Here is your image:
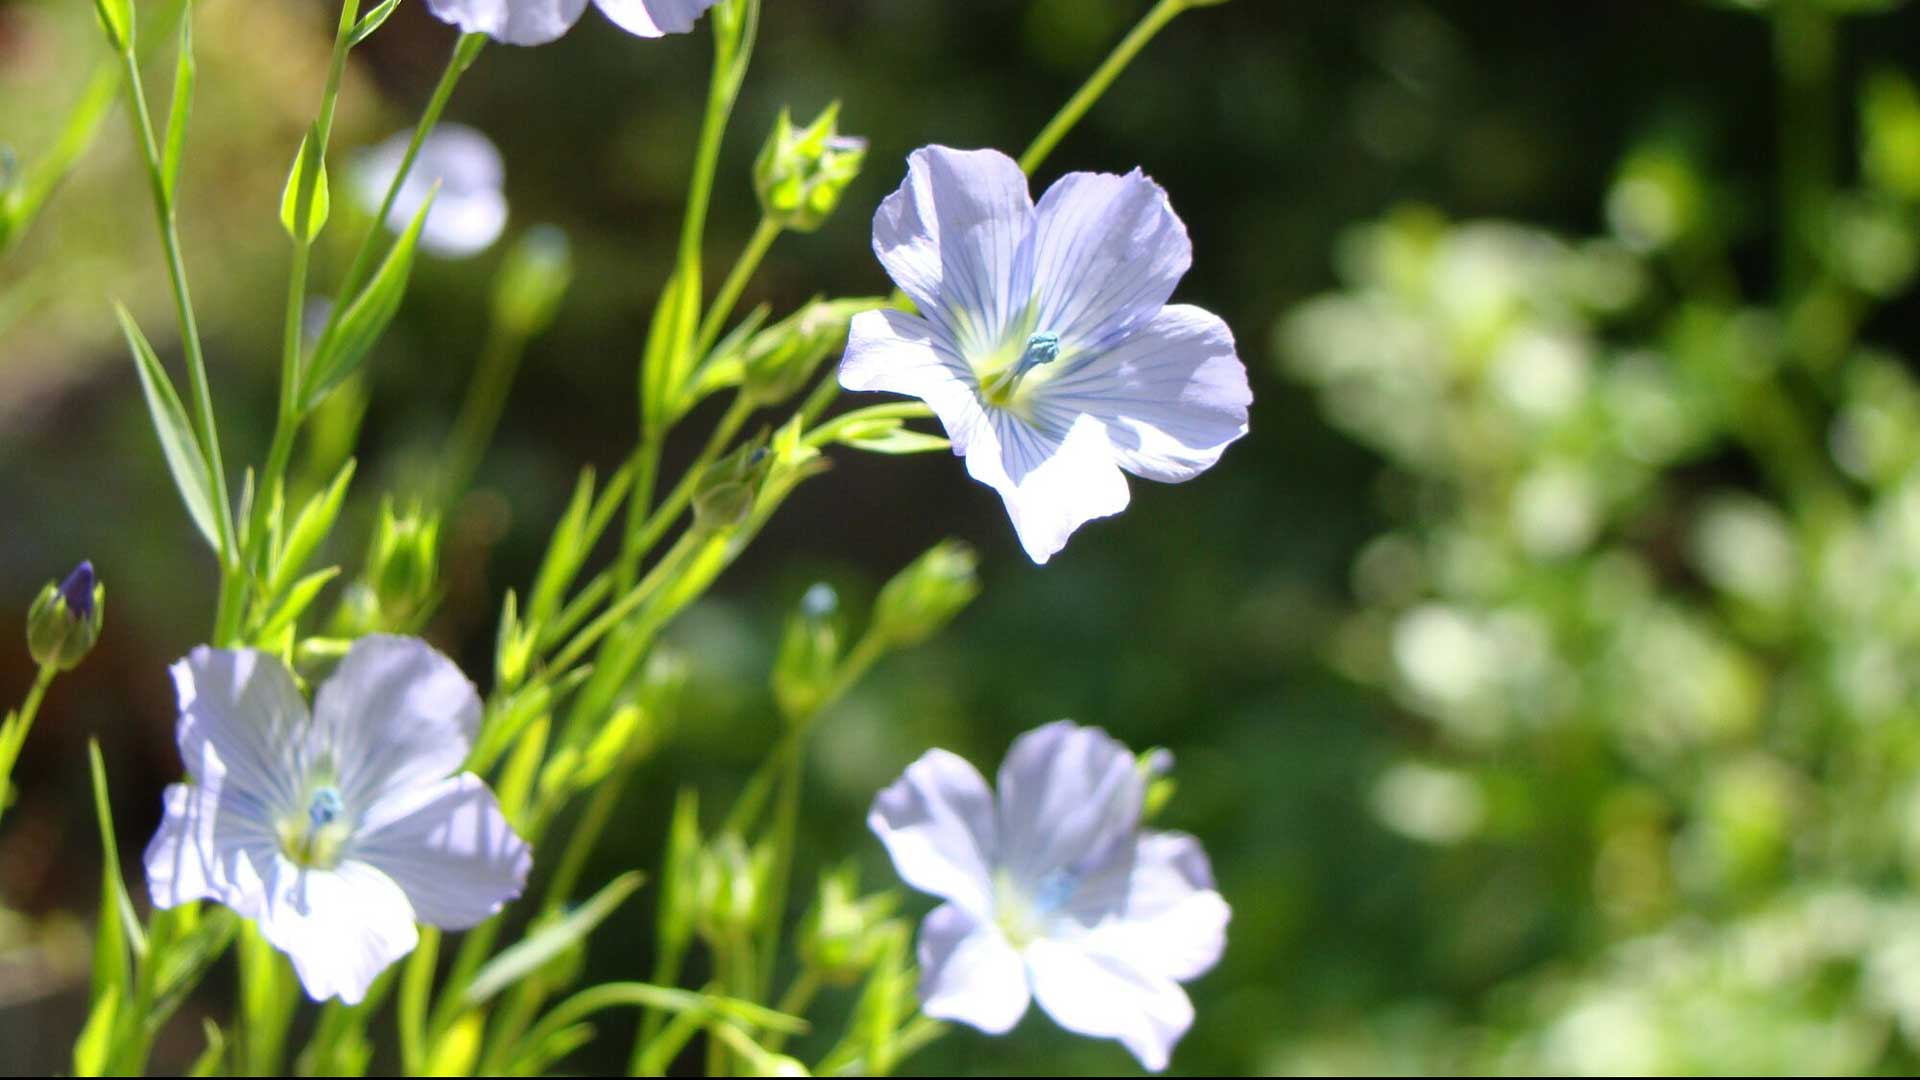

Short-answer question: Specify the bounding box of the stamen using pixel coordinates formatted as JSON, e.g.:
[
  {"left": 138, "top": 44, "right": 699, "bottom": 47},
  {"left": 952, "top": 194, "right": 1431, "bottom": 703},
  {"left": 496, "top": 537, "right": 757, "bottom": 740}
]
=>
[
  {"left": 981, "top": 331, "right": 1063, "bottom": 405},
  {"left": 307, "top": 786, "right": 343, "bottom": 831}
]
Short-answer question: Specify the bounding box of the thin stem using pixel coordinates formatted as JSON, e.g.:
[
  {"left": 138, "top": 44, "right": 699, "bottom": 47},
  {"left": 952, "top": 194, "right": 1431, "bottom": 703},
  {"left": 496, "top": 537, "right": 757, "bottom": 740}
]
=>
[
  {"left": 765, "top": 970, "right": 817, "bottom": 1054},
  {"left": 1019, "top": 0, "right": 1192, "bottom": 176},
  {"left": 630, "top": 394, "right": 756, "bottom": 567},
  {"left": 1773, "top": 0, "right": 1840, "bottom": 372},
  {"left": 317, "top": 33, "right": 481, "bottom": 350},
  {"left": 256, "top": 0, "right": 361, "bottom": 567},
  {"left": 0, "top": 664, "right": 58, "bottom": 825},
  {"left": 694, "top": 215, "right": 782, "bottom": 359},
  {"left": 438, "top": 323, "right": 530, "bottom": 506},
  {"left": 117, "top": 45, "right": 236, "bottom": 570}
]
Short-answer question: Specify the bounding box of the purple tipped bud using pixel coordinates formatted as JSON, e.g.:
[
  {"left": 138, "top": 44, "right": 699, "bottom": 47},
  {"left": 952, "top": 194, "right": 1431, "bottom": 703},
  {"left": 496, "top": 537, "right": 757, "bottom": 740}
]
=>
[{"left": 59, "top": 562, "right": 96, "bottom": 621}]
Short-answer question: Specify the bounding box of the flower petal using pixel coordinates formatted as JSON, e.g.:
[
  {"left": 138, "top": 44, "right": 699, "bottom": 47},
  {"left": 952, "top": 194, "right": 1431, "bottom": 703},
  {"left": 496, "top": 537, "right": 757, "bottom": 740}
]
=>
[
  {"left": 594, "top": 0, "right": 719, "bottom": 36},
  {"left": 1025, "top": 937, "right": 1195, "bottom": 1072},
  {"left": 423, "top": 0, "right": 589, "bottom": 45},
  {"left": 995, "top": 722, "right": 1142, "bottom": 893},
  {"left": 173, "top": 648, "right": 311, "bottom": 815},
  {"left": 1040, "top": 304, "right": 1250, "bottom": 484},
  {"left": 970, "top": 409, "right": 1131, "bottom": 564},
  {"left": 355, "top": 125, "right": 508, "bottom": 259},
  {"left": 352, "top": 773, "right": 532, "bottom": 930},
  {"left": 869, "top": 749, "right": 999, "bottom": 920},
  {"left": 917, "top": 902, "right": 1030, "bottom": 1035},
  {"left": 144, "top": 783, "right": 216, "bottom": 908},
  {"left": 872, "top": 146, "right": 1034, "bottom": 359},
  {"left": 1028, "top": 169, "right": 1191, "bottom": 353},
  {"left": 258, "top": 858, "right": 419, "bottom": 1005},
  {"left": 841, "top": 309, "right": 994, "bottom": 456},
  {"left": 311, "top": 636, "right": 482, "bottom": 813},
  {"left": 1097, "top": 831, "right": 1230, "bottom": 982}
]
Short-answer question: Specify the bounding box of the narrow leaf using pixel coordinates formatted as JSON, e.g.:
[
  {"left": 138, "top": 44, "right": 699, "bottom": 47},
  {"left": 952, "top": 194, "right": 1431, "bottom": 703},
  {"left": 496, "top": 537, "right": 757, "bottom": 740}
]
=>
[
  {"left": 838, "top": 419, "right": 951, "bottom": 455},
  {"left": 278, "top": 126, "right": 331, "bottom": 243},
  {"left": 87, "top": 741, "right": 144, "bottom": 1009},
  {"left": 256, "top": 566, "right": 341, "bottom": 638},
  {"left": 527, "top": 468, "right": 596, "bottom": 629},
  {"left": 462, "top": 872, "right": 646, "bottom": 1008},
  {"left": 117, "top": 304, "right": 225, "bottom": 555},
  {"left": 161, "top": 10, "right": 195, "bottom": 204},
  {"left": 640, "top": 265, "right": 700, "bottom": 432},
  {"left": 302, "top": 189, "right": 435, "bottom": 409},
  {"left": 71, "top": 985, "right": 119, "bottom": 1077},
  {"left": 269, "top": 458, "right": 355, "bottom": 598},
  {"left": 347, "top": 0, "right": 403, "bottom": 46}
]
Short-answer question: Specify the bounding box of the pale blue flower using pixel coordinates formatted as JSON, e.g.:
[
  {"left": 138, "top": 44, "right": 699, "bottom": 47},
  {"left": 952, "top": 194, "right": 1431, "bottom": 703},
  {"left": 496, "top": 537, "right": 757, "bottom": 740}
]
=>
[
  {"left": 144, "top": 636, "right": 530, "bottom": 1004},
  {"left": 869, "top": 721, "right": 1230, "bottom": 1071},
  {"left": 424, "top": 0, "right": 720, "bottom": 47},
  {"left": 353, "top": 124, "right": 508, "bottom": 259},
  {"left": 841, "top": 146, "right": 1252, "bottom": 563}
]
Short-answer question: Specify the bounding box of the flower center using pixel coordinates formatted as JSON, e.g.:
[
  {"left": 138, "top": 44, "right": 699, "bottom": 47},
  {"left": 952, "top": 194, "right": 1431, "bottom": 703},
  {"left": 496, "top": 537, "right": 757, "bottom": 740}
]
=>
[
  {"left": 279, "top": 784, "right": 351, "bottom": 869},
  {"left": 980, "top": 331, "right": 1061, "bottom": 407},
  {"left": 993, "top": 867, "right": 1079, "bottom": 948}
]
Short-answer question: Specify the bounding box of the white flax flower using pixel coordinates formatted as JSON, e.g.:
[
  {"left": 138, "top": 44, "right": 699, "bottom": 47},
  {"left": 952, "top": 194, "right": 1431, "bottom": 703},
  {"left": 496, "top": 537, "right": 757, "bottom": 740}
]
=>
[
  {"left": 841, "top": 145, "right": 1252, "bottom": 563},
  {"left": 869, "top": 721, "right": 1229, "bottom": 1070},
  {"left": 143, "top": 636, "right": 531, "bottom": 1004},
  {"left": 425, "top": 0, "right": 720, "bottom": 47}
]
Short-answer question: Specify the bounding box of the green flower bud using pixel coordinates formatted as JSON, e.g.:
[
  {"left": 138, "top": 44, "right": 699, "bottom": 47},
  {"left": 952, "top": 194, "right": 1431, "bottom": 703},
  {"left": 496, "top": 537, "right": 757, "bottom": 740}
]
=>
[
  {"left": 753, "top": 104, "right": 867, "bottom": 234},
  {"left": 798, "top": 864, "right": 901, "bottom": 986},
  {"left": 695, "top": 832, "right": 772, "bottom": 944},
  {"left": 490, "top": 225, "right": 573, "bottom": 339},
  {"left": 692, "top": 439, "right": 770, "bottom": 532},
  {"left": 366, "top": 499, "right": 440, "bottom": 627},
  {"left": 871, "top": 540, "right": 980, "bottom": 649},
  {"left": 772, "top": 583, "right": 842, "bottom": 722},
  {"left": 742, "top": 298, "right": 873, "bottom": 407},
  {"left": 26, "top": 562, "right": 104, "bottom": 672}
]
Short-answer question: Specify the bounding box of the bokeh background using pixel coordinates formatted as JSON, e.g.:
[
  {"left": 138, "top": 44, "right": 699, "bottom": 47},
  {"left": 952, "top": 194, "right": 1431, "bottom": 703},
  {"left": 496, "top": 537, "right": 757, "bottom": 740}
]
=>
[{"left": 10, "top": 0, "right": 1920, "bottom": 1073}]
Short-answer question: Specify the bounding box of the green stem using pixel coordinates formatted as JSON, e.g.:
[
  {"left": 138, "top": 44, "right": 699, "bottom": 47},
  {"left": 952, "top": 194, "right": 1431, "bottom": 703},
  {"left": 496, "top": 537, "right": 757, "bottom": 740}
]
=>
[
  {"left": 765, "top": 970, "right": 817, "bottom": 1054},
  {"left": 1019, "top": 0, "right": 1193, "bottom": 175},
  {"left": 439, "top": 323, "right": 531, "bottom": 506},
  {"left": 317, "top": 33, "right": 482, "bottom": 351},
  {"left": 255, "top": 0, "right": 361, "bottom": 571},
  {"left": 0, "top": 664, "right": 58, "bottom": 825},
  {"left": 694, "top": 215, "right": 782, "bottom": 359},
  {"left": 631, "top": 394, "right": 756, "bottom": 564},
  {"left": 117, "top": 42, "right": 237, "bottom": 578}
]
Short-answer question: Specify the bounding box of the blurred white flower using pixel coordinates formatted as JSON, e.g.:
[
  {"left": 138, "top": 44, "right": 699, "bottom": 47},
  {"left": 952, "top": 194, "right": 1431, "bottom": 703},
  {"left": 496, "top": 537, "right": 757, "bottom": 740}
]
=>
[
  {"left": 425, "top": 0, "right": 720, "bottom": 47},
  {"left": 353, "top": 124, "right": 507, "bottom": 259},
  {"left": 869, "top": 720, "right": 1229, "bottom": 1071},
  {"left": 841, "top": 146, "right": 1251, "bottom": 564},
  {"left": 144, "top": 636, "right": 531, "bottom": 1004}
]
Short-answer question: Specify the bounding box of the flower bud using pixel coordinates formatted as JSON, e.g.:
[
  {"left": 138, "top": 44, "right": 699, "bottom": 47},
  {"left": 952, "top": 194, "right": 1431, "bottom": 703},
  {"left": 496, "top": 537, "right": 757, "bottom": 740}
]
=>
[
  {"left": 772, "top": 583, "right": 842, "bottom": 722},
  {"left": 491, "top": 225, "right": 572, "bottom": 339},
  {"left": 26, "top": 561, "right": 104, "bottom": 672},
  {"left": 741, "top": 298, "right": 871, "bottom": 407},
  {"left": 871, "top": 540, "right": 980, "bottom": 649},
  {"left": 798, "top": 864, "right": 901, "bottom": 986},
  {"left": 695, "top": 832, "right": 772, "bottom": 944},
  {"left": 367, "top": 499, "right": 440, "bottom": 626},
  {"left": 753, "top": 104, "right": 867, "bottom": 234},
  {"left": 692, "top": 440, "right": 770, "bottom": 532}
]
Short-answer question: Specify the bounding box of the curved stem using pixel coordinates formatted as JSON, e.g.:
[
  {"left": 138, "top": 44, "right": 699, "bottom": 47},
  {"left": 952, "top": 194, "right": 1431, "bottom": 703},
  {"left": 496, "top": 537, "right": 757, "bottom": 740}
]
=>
[
  {"left": 695, "top": 215, "right": 782, "bottom": 358},
  {"left": 1019, "top": 0, "right": 1191, "bottom": 176}
]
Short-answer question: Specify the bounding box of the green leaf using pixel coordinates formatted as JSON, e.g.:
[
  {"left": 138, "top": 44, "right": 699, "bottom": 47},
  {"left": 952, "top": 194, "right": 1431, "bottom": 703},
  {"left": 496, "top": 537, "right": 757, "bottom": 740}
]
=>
[
  {"left": 527, "top": 468, "right": 596, "bottom": 629},
  {"left": 278, "top": 125, "right": 330, "bottom": 243},
  {"left": 186, "top": 1020, "right": 227, "bottom": 1077},
  {"left": 837, "top": 418, "right": 951, "bottom": 455},
  {"left": 86, "top": 742, "right": 144, "bottom": 1027},
  {"left": 149, "top": 907, "right": 239, "bottom": 1025},
  {"left": 161, "top": 11, "right": 195, "bottom": 205},
  {"left": 117, "top": 303, "right": 226, "bottom": 556},
  {"left": 347, "top": 0, "right": 403, "bottom": 46},
  {"left": 641, "top": 265, "right": 701, "bottom": 432},
  {"left": 301, "top": 189, "right": 434, "bottom": 410},
  {"left": 91, "top": 0, "right": 132, "bottom": 52},
  {"left": 71, "top": 984, "right": 119, "bottom": 1077},
  {"left": 462, "top": 871, "right": 646, "bottom": 1008},
  {"left": 269, "top": 458, "right": 355, "bottom": 599},
  {"left": 256, "top": 566, "right": 341, "bottom": 639}
]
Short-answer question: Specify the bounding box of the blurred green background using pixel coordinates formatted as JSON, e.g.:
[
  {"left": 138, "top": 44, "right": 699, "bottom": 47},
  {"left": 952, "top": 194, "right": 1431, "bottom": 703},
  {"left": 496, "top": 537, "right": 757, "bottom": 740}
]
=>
[{"left": 12, "top": 0, "right": 1920, "bottom": 1074}]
